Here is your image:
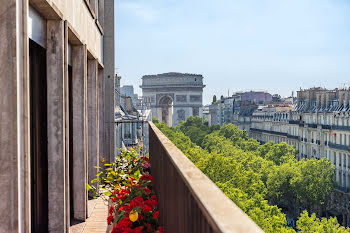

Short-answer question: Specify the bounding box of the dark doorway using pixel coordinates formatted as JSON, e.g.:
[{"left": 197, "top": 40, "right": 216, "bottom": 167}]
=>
[
  {"left": 29, "top": 39, "right": 48, "bottom": 233},
  {"left": 68, "top": 65, "right": 75, "bottom": 222}
]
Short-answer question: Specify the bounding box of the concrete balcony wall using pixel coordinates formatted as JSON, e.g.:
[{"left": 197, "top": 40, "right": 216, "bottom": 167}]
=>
[{"left": 149, "top": 122, "right": 263, "bottom": 233}]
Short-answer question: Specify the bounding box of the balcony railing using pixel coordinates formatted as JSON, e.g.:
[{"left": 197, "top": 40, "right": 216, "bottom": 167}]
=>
[
  {"left": 332, "top": 125, "right": 350, "bottom": 131},
  {"left": 289, "top": 120, "right": 300, "bottom": 125},
  {"left": 328, "top": 142, "right": 350, "bottom": 152},
  {"left": 287, "top": 134, "right": 299, "bottom": 140},
  {"left": 321, "top": 124, "right": 332, "bottom": 130},
  {"left": 308, "top": 123, "right": 318, "bottom": 129},
  {"left": 149, "top": 122, "right": 263, "bottom": 233},
  {"left": 250, "top": 128, "right": 288, "bottom": 137}
]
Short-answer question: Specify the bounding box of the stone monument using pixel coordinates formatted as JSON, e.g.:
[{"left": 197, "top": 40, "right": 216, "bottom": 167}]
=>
[{"left": 140, "top": 72, "right": 205, "bottom": 126}]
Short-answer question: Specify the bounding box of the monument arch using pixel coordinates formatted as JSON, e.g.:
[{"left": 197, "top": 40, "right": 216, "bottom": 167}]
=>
[{"left": 141, "top": 72, "right": 205, "bottom": 127}]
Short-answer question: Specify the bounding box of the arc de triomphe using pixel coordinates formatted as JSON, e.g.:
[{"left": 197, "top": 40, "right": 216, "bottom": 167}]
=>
[{"left": 140, "top": 72, "right": 205, "bottom": 127}]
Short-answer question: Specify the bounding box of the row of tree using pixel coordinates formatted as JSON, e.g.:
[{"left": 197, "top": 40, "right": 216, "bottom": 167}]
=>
[{"left": 153, "top": 116, "right": 348, "bottom": 232}]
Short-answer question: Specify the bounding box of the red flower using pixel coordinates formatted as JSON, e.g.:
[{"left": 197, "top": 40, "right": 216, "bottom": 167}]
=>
[
  {"left": 118, "top": 205, "right": 128, "bottom": 213},
  {"left": 157, "top": 226, "right": 164, "bottom": 233},
  {"left": 151, "top": 200, "right": 158, "bottom": 207},
  {"left": 146, "top": 223, "right": 151, "bottom": 233},
  {"left": 138, "top": 214, "right": 144, "bottom": 221},
  {"left": 107, "top": 215, "right": 114, "bottom": 225},
  {"left": 153, "top": 211, "right": 159, "bottom": 219},
  {"left": 151, "top": 195, "right": 157, "bottom": 200},
  {"left": 142, "top": 205, "right": 152, "bottom": 213},
  {"left": 143, "top": 187, "right": 151, "bottom": 195},
  {"left": 109, "top": 205, "right": 115, "bottom": 215},
  {"left": 117, "top": 217, "right": 132, "bottom": 228},
  {"left": 111, "top": 226, "right": 133, "bottom": 233},
  {"left": 133, "top": 226, "right": 143, "bottom": 233}
]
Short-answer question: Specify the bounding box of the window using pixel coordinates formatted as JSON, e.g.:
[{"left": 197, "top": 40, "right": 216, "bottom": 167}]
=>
[
  {"left": 344, "top": 154, "right": 346, "bottom": 168},
  {"left": 345, "top": 135, "right": 347, "bottom": 146},
  {"left": 339, "top": 153, "right": 342, "bottom": 167},
  {"left": 340, "top": 134, "right": 343, "bottom": 145},
  {"left": 334, "top": 152, "right": 337, "bottom": 165}
]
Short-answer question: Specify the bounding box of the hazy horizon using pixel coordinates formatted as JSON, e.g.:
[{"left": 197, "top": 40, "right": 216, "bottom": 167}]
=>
[{"left": 115, "top": 0, "right": 350, "bottom": 105}]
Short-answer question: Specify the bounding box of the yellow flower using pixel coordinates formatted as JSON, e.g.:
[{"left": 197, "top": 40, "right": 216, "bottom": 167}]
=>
[
  {"left": 114, "top": 185, "right": 121, "bottom": 192},
  {"left": 129, "top": 211, "right": 138, "bottom": 222}
]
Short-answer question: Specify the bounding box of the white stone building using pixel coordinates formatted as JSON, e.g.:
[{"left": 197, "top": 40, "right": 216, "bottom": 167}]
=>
[{"left": 250, "top": 88, "right": 350, "bottom": 194}]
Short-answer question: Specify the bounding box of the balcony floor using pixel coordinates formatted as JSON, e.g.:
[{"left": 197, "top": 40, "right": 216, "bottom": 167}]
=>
[{"left": 69, "top": 198, "right": 108, "bottom": 233}]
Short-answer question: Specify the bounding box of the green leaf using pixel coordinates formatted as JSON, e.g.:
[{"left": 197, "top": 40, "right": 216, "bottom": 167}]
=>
[
  {"left": 96, "top": 171, "right": 102, "bottom": 177},
  {"left": 91, "top": 178, "right": 99, "bottom": 183}
]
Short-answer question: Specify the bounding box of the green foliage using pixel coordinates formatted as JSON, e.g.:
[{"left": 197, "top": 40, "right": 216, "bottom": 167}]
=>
[
  {"left": 152, "top": 117, "right": 159, "bottom": 124},
  {"left": 264, "top": 142, "right": 296, "bottom": 165},
  {"left": 291, "top": 158, "right": 336, "bottom": 206},
  {"left": 155, "top": 118, "right": 342, "bottom": 233},
  {"left": 266, "top": 162, "right": 297, "bottom": 205},
  {"left": 297, "top": 211, "right": 348, "bottom": 233}
]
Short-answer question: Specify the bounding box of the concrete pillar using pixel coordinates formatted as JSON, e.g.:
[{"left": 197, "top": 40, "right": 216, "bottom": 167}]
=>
[
  {"left": 103, "top": 0, "right": 115, "bottom": 163},
  {"left": 87, "top": 59, "right": 99, "bottom": 191},
  {"left": 0, "top": 0, "right": 30, "bottom": 232},
  {"left": 46, "top": 20, "right": 67, "bottom": 233},
  {"left": 63, "top": 21, "right": 70, "bottom": 231},
  {"left": 98, "top": 0, "right": 104, "bottom": 26},
  {"left": 98, "top": 69, "right": 105, "bottom": 158},
  {"left": 72, "top": 45, "right": 88, "bottom": 221}
]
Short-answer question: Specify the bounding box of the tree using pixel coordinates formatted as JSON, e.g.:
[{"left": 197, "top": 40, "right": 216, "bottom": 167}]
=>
[
  {"left": 212, "top": 95, "right": 217, "bottom": 103},
  {"left": 264, "top": 142, "right": 296, "bottom": 165},
  {"left": 297, "top": 211, "right": 348, "bottom": 233},
  {"left": 154, "top": 119, "right": 345, "bottom": 233},
  {"left": 266, "top": 162, "right": 297, "bottom": 208},
  {"left": 272, "top": 94, "right": 282, "bottom": 102},
  {"left": 291, "top": 158, "right": 335, "bottom": 206}
]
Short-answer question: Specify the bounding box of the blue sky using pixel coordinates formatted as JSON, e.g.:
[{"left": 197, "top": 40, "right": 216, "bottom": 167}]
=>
[{"left": 115, "top": 0, "right": 350, "bottom": 104}]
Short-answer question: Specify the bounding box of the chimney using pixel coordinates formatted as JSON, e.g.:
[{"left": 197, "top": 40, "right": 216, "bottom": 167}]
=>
[
  {"left": 339, "top": 90, "right": 345, "bottom": 107},
  {"left": 344, "top": 90, "right": 349, "bottom": 108},
  {"left": 326, "top": 92, "right": 331, "bottom": 108},
  {"left": 316, "top": 93, "right": 320, "bottom": 108},
  {"left": 306, "top": 90, "right": 311, "bottom": 108},
  {"left": 320, "top": 92, "right": 326, "bottom": 109}
]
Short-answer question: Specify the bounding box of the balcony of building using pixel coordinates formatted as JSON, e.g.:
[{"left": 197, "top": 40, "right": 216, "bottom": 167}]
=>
[
  {"left": 147, "top": 122, "right": 263, "bottom": 232},
  {"left": 84, "top": 121, "right": 263, "bottom": 233},
  {"left": 328, "top": 142, "right": 350, "bottom": 152}
]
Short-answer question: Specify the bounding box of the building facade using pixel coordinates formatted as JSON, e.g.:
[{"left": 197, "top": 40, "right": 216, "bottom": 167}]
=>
[
  {"left": 0, "top": 0, "right": 115, "bottom": 232},
  {"left": 208, "top": 91, "right": 272, "bottom": 130},
  {"left": 249, "top": 88, "right": 350, "bottom": 222},
  {"left": 140, "top": 72, "right": 205, "bottom": 127}
]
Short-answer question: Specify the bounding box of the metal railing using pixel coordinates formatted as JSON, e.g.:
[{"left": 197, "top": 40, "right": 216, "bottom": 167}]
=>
[
  {"left": 328, "top": 142, "right": 350, "bottom": 152},
  {"left": 149, "top": 122, "right": 263, "bottom": 233},
  {"left": 289, "top": 120, "right": 300, "bottom": 125},
  {"left": 250, "top": 128, "right": 288, "bottom": 137},
  {"left": 332, "top": 125, "right": 350, "bottom": 131},
  {"left": 287, "top": 134, "right": 299, "bottom": 140}
]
